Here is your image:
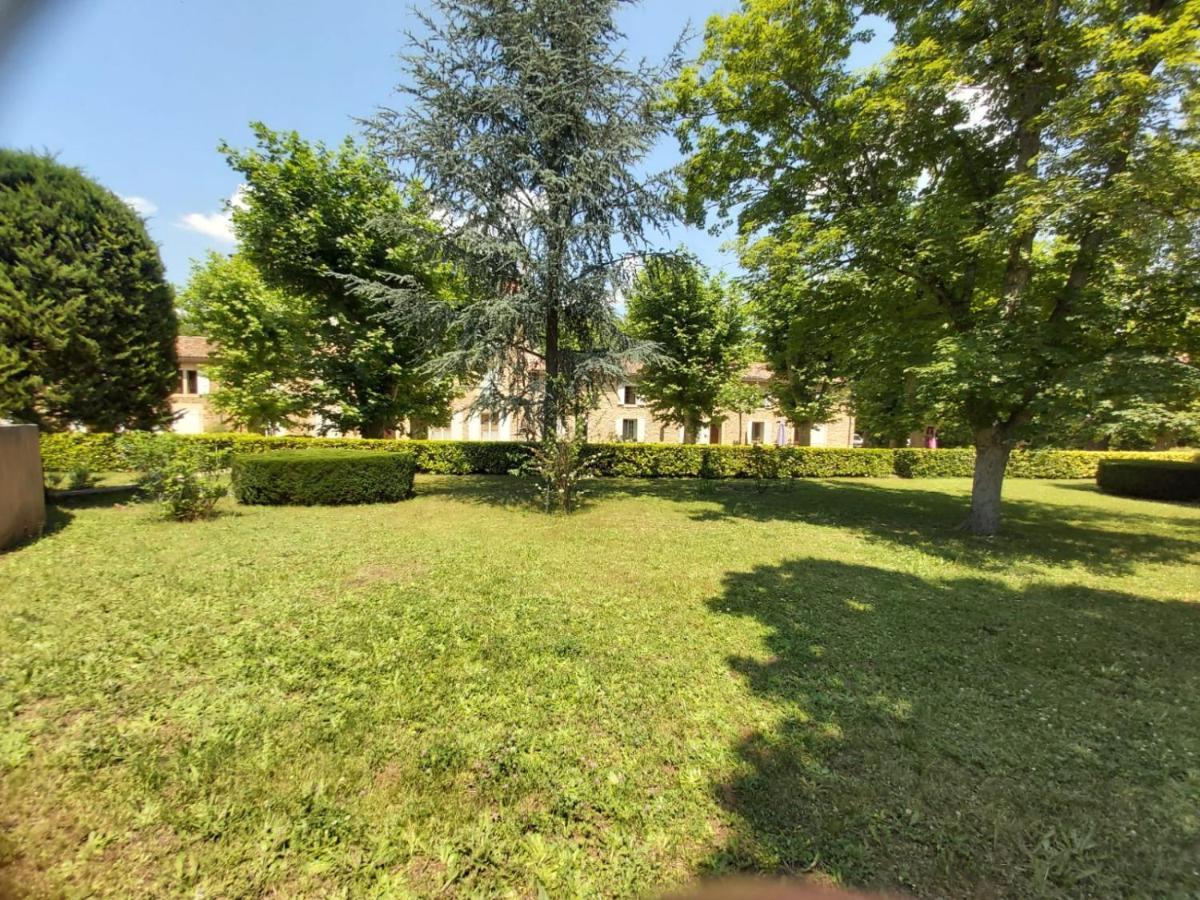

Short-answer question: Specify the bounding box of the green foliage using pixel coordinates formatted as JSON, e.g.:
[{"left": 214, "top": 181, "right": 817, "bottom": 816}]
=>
[
  {"left": 360, "top": 0, "right": 682, "bottom": 440},
  {"left": 895, "top": 448, "right": 1195, "bottom": 479},
  {"left": 409, "top": 440, "right": 529, "bottom": 475},
  {"left": 714, "top": 379, "right": 765, "bottom": 442},
  {"left": 529, "top": 437, "right": 594, "bottom": 513},
  {"left": 220, "top": 124, "right": 460, "bottom": 438},
  {"left": 625, "top": 256, "right": 751, "bottom": 440},
  {"left": 42, "top": 431, "right": 1197, "bottom": 483},
  {"left": 1034, "top": 355, "right": 1200, "bottom": 450},
  {"left": 583, "top": 443, "right": 897, "bottom": 479},
  {"left": 120, "top": 433, "right": 227, "bottom": 521},
  {"left": 39, "top": 432, "right": 123, "bottom": 471},
  {"left": 1097, "top": 459, "right": 1200, "bottom": 502},
  {"left": 178, "top": 253, "right": 312, "bottom": 433},
  {"left": 0, "top": 150, "right": 177, "bottom": 430},
  {"left": 674, "top": 0, "right": 1200, "bottom": 532},
  {"left": 231, "top": 450, "right": 416, "bottom": 506}
]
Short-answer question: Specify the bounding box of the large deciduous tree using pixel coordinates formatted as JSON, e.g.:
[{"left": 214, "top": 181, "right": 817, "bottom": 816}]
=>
[
  {"left": 674, "top": 0, "right": 1200, "bottom": 533},
  {"left": 625, "top": 255, "right": 750, "bottom": 442},
  {"left": 358, "top": 0, "right": 682, "bottom": 441},
  {"left": 220, "top": 124, "right": 460, "bottom": 438},
  {"left": 178, "top": 252, "right": 312, "bottom": 434},
  {"left": 0, "top": 150, "right": 177, "bottom": 430}
]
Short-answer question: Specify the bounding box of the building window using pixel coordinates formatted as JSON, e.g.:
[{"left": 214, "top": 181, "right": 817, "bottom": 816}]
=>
[
  {"left": 480, "top": 410, "right": 501, "bottom": 440},
  {"left": 179, "top": 368, "right": 199, "bottom": 395},
  {"left": 750, "top": 421, "right": 765, "bottom": 444},
  {"left": 620, "top": 418, "right": 639, "bottom": 442},
  {"left": 621, "top": 385, "right": 637, "bottom": 406}
]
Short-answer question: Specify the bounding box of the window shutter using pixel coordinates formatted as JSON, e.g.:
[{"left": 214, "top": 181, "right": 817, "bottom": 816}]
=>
[{"left": 637, "top": 417, "right": 645, "bottom": 442}]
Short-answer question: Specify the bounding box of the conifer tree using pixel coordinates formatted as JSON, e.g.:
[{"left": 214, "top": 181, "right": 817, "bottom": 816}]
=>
[
  {"left": 359, "top": 0, "right": 682, "bottom": 440},
  {"left": 0, "top": 150, "right": 177, "bottom": 430}
]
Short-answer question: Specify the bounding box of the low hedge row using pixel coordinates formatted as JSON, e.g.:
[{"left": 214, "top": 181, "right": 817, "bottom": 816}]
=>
[
  {"left": 1096, "top": 459, "right": 1200, "bottom": 502},
  {"left": 583, "top": 444, "right": 897, "bottom": 478},
  {"left": 893, "top": 448, "right": 1196, "bottom": 479},
  {"left": 231, "top": 449, "right": 416, "bottom": 506},
  {"left": 39, "top": 431, "right": 1195, "bottom": 480}
]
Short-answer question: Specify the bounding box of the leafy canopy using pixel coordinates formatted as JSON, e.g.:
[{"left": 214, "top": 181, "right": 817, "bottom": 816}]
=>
[
  {"left": 178, "top": 253, "right": 312, "bottom": 434},
  {"left": 625, "top": 255, "right": 751, "bottom": 440},
  {"left": 0, "top": 150, "right": 177, "bottom": 431},
  {"left": 674, "top": 0, "right": 1200, "bottom": 531},
  {"left": 220, "top": 124, "right": 461, "bottom": 438}
]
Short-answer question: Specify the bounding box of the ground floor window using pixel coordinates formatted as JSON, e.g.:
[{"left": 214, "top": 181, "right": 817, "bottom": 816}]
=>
[
  {"left": 750, "top": 421, "right": 765, "bottom": 444},
  {"left": 178, "top": 368, "right": 199, "bottom": 395},
  {"left": 620, "top": 418, "right": 639, "bottom": 442},
  {"left": 480, "top": 410, "right": 501, "bottom": 440}
]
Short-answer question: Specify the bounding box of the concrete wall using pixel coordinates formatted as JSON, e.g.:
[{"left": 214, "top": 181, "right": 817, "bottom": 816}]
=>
[{"left": 0, "top": 424, "right": 46, "bottom": 550}]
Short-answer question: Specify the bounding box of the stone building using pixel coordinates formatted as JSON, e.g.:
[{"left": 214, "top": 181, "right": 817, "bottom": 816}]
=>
[{"left": 171, "top": 336, "right": 858, "bottom": 446}]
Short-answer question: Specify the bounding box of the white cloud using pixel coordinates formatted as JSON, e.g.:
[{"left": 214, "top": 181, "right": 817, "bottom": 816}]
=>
[
  {"left": 176, "top": 185, "right": 248, "bottom": 244},
  {"left": 178, "top": 210, "right": 236, "bottom": 242},
  {"left": 121, "top": 195, "right": 157, "bottom": 216}
]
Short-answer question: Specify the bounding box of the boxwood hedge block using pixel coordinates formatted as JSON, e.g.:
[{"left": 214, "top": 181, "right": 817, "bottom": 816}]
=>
[
  {"left": 231, "top": 449, "right": 416, "bottom": 506},
  {"left": 1096, "top": 460, "right": 1200, "bottom": 502}
]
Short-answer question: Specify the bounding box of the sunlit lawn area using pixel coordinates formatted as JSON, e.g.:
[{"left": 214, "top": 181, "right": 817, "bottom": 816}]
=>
[{"left": 1, "top": 476, "right": 1198, "bottom": 898}]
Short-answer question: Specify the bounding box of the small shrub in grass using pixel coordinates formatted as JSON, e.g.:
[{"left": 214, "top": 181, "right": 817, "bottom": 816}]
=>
[
  {"left": 529, "top": 436, "right": 593, "bottom": 513},
  {"left": 1096, "top": 460, "right": 1200, "bottom": 502},
  {"left": 231, "top": 450, "right": 416, "bottom": 506},
  {"left": 121, "top": 434, "right": 227, "bottom": 520}
]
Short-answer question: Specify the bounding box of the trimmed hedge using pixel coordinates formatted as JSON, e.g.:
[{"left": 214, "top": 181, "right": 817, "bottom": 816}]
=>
[
  {"left": 231, "top": 450, "right": 416, "bottom": 506},
  {"left": 1096, "top": 459, "right": 1200, "bottom": 502},
  {"left": 894, "top": 448, "right": 1195, "bottom": 479},
  {"left": 582, "top": 443, "right": 896, "bottom": 478},
  {"left": 38, "top": 431, "right": 1197, "bottom": 480}
]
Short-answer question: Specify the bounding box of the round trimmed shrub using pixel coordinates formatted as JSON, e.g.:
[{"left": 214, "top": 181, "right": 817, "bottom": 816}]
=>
[
  {"left": 231, "top": 450, "right": 416, "bottom": 505},
  {"left": 1096, "top": 459, "right": 1200, "bottom": 502}
]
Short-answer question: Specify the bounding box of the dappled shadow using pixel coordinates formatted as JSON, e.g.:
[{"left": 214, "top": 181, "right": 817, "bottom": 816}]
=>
[
  {"left": 411, "top": 475, "right": 1200, "bottom": 575},
  {"left": 414, "top": 474, "right": 605, "bottom": 514},
  {"left": 671, "top": 478, "right": 1200, "bottom": 573},
  {"left": 416, "top": 474, "right": 543, "bottom": 510},
  {"left": 703, "top": 558, "right": 1200, "bottom": 896}
]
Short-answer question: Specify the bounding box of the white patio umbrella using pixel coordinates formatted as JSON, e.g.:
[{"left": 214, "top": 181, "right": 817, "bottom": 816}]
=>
[{"left": 776, "top": 421, "right": 788, "bottom": 446}]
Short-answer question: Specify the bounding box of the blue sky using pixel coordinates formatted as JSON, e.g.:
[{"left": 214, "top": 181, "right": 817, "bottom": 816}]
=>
[{"left": 1, "top": 1, "right": 890, "bottom": 286}]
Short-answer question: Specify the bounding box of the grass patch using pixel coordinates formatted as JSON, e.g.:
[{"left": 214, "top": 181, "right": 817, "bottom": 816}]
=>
[{"left": 1, "top": 477, "right": 1198, "bottom": 897}]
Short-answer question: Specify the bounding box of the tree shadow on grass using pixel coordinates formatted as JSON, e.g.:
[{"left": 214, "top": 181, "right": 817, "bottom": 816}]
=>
[
  {"left": 669, "top": 478, "right": 1200, "bottom": 574},
  {"left": 414, "top": 475, "right": 1200, "bottom": 575},
  {"left": 702, "top": 557, "right": 1200, "bottom": 897}
]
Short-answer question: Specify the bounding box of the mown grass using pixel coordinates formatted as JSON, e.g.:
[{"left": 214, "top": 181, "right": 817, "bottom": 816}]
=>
[{"left": 1, "top": 476, "right": 1198, "bottom": 898}]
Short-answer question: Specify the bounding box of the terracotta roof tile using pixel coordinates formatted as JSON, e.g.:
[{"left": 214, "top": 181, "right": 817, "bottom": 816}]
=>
[{"left": 175, "top": 335, "right": 213, "bottom": 361}]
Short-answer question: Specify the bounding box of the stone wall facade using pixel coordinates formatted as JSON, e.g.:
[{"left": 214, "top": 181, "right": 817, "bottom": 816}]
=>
[
  {"left": 0, "top": 424, "right": 46, "bottom": 550},
  {"left": 170, "top": 335, "right": 859, "bottom": 447}
]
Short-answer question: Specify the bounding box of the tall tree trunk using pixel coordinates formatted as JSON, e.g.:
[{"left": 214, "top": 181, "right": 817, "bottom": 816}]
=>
[
  {"left": 968, "top": 428, "right": 1012, "bottom": 535},
  {"left": 542, "top": 305, "right": 560, "bottom": 441},
  {"left": 408, "top": 417, "right": 430, "bottom": 440},
  {"left": 360, "top": 420, "right": 388, "bottom": 439},
  {"left": 683, "top": 414, "right": 701, "bottom": 444}
]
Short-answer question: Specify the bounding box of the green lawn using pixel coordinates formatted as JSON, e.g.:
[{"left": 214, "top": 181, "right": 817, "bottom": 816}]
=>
[{"left": 1, "top": 476, "right": 1198, "bottom": 898}]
